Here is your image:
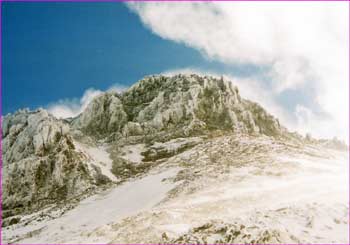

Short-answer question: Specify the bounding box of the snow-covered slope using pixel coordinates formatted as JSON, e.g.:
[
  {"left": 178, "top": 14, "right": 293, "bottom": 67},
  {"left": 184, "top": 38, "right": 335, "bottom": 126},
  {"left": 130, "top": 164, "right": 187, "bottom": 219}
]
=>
[
  {"left": 2, "top": 74, "right": 348, "bottom": 244},
  {"left": 74, "top": 142, "right": 117, "bottom": 182},
  {"left": 3, "top": 168, "right": 180, "bottom": 243},
  {"left": 86, "top": 136, "right": 349, "bottom": 244},
  {"left": 3, "top": 134, "right": 348, "bottom": 244}
]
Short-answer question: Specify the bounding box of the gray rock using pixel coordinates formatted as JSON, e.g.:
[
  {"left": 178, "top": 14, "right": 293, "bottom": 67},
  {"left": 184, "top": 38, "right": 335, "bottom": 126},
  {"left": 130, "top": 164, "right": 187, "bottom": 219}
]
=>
[
  {"left": 72, "top": 92, "right": 128, "bottom": 137},
  {"left": 2, "top": 109, "right": 100, "bottom": 218},
  {"left": 72, "top": 74, "right": 283, "bottom": 139}
]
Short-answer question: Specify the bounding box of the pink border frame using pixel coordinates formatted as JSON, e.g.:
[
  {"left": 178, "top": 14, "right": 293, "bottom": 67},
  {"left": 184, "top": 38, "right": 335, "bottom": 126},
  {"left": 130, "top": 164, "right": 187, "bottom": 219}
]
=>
[{"left": 0, "top": 0, "right": 349, "bottom": 245}]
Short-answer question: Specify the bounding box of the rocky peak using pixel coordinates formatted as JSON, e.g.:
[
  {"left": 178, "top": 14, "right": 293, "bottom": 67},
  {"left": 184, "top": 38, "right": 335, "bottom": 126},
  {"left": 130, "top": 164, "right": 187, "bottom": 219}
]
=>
[
  {"left": 3, "top": 109, "right": 70, "bottom": 162},
  {"left": 72, "top": 74, "right": 283, "bottom": 140},
  {"left": 2, "top": 109, "right": 102, "bottom": 217}
]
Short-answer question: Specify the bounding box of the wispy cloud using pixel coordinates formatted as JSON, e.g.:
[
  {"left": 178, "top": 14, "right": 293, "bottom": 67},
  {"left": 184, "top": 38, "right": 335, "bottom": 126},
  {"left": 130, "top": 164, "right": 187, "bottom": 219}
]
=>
[
  {"left": 128, "top": 2, "right": 349, "bottom": 142},
  {"left": 47, "top": 88, "right": 103, "bottom": 119},
  {"left": 47, "top": 84, "right": 128, "bottom": 119}
]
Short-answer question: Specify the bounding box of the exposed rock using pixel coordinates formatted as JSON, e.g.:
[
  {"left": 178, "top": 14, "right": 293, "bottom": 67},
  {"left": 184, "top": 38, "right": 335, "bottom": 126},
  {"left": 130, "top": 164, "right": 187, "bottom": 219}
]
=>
[
  {"left": 72, "top": 74, "right": 284, "bottom": 140},
  {"left": 72, "top": 92, "right": 128, "bottom": 138},
  {"left": 2, "top": 109, "right": 104, "bottom": 219},
  {"left": 122, "top": 122, "right": 144, "bottom": 137},
  {"left": 168, "top": 221, "right": 296, "bottom": 244},
  {"left": 141, "top": 137, "right": 202, "bottom": 162}
]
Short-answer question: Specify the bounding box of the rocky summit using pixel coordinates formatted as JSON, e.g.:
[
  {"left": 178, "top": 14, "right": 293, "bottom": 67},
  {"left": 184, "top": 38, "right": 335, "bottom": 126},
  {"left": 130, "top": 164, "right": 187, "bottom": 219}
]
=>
[
  {"left": 2, "top": 74, "right": 348, "bottom": 244},
  {"left": 72, "top": 74, "right": 284, "bottom": 140}
]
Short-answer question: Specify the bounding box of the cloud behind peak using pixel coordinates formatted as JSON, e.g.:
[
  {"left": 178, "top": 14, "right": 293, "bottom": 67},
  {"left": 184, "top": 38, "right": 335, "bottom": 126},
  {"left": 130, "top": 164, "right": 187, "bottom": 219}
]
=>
[{"left": 128, "top": 2, "right": 349, "bottom": 142}]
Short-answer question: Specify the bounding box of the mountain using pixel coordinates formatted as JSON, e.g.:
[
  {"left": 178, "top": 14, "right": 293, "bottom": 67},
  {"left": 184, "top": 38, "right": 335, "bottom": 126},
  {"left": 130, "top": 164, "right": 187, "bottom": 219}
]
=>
[
  {"left": 2, "top": 109, "right": 110, "bottom": 221},
  {"left": 72, "top": 74, "right": 284, "bottom": 140},
  {"left": 2, "top": 74, "right": 348, "bottom": 244}
]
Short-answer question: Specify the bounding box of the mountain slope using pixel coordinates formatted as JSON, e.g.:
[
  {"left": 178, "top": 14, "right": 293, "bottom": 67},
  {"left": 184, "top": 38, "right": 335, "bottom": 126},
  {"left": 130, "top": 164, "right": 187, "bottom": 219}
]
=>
[
  {"left": 2, "top": 74, "right": 348, "bottom": 244},
  {"left": 3, "top": 134, "right": 348, "bottom": 244}
]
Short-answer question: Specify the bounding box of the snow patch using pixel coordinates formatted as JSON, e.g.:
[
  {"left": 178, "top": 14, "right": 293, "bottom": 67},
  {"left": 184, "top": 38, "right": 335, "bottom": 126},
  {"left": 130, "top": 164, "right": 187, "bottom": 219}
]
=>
[
  {"left": 120, "top": 143, "right": 146, "bottom": 163},
  {"left": 3, "top": 168, "right": 181, "bottom": 244},
  {"left": 74, "top": 142, "right": 118, "bottom": 182}
]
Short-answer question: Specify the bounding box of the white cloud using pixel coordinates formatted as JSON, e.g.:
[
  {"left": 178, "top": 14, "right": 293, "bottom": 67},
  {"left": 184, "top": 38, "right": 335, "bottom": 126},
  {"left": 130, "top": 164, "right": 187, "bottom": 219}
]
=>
[
  {"left": 294, "top": 104, "right": 342, "bottom": 141},
  {"left": 47, "top": 88, "right": 103, "bottom": 119},
  {"left": 128, "top": 2, "right": 349, "bottom": 142},
  {"left": 47, "top": 84, "right": 128, "bottom": 119}
]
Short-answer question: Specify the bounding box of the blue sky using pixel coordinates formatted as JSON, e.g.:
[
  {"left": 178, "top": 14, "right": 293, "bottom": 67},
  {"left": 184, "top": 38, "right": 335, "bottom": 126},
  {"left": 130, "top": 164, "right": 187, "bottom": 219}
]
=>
[
  {"left": 2, "top": 2, "right": 348, "bottom": 142},
  {"left": 2, "top": 2, "right": 257, "bottom": 115}
]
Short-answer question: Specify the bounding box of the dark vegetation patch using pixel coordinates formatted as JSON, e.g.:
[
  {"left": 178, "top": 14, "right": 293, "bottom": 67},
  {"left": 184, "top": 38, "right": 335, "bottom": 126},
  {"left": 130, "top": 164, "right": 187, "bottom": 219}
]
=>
[
  {"left": 111, "top": 157, "right": 153, "bottom": 179},
  {"left": 141, "top": 140, "right": 198, "bottom": 162}
]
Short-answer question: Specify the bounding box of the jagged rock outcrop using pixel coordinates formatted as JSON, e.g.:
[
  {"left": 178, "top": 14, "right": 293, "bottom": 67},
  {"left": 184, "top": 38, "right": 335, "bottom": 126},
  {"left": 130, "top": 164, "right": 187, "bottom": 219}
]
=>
[
  {"left": 2, "top": 109, "right": 104, "bottom": 218},
  {"left": 72, "top": 74, "right": 283, "bottom": 139},
  {"left": 72, "top": 93, "right": 128, "bottom": 138},
  {"left": 168, "top": 221, "right": 295, "bottom": 244}
]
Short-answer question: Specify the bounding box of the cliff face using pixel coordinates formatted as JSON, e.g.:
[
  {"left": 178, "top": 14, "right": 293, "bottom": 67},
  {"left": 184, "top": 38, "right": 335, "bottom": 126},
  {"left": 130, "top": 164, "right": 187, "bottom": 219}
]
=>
[
  {"left": 2, "top": 109, "right": 103, "bottom": 218},
  {"left": 72, "top": 74, "right": 283, "bottom": 139}
]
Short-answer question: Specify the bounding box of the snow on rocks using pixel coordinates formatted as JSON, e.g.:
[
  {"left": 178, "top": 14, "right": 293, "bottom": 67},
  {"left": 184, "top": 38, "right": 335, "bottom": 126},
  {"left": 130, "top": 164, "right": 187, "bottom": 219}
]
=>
[
  {"left": 84, "top": 136, "right": 348, "bottom": 244},
  {"left": 2, "top": 168, "right": 181, "bottom": 244},
  {"left": 2, "top": 109, "right": 106, "bottom": 218},
  {"left": 120, "top": 143, "right": 146, "bottom": 164},
  {"left": 74, "top": 142, "right": 118, "bottom": 182},
  {"left": 72, "top": 74, "right": 284, "bottom": 139}
]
